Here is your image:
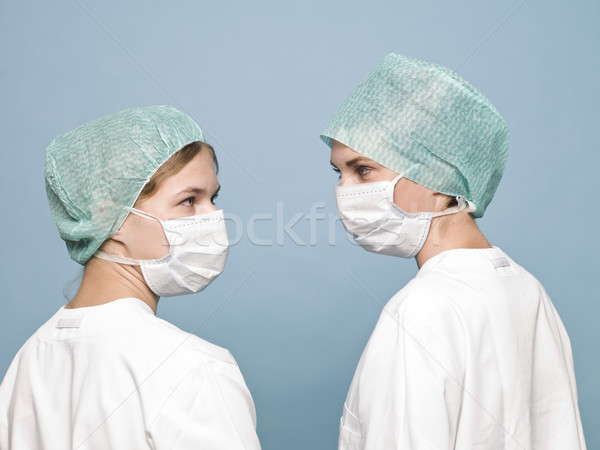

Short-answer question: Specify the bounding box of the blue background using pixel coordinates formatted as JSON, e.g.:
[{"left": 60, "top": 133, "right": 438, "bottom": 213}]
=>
[{"left": 1, "top": 1, "right": 598, "bottom": 448}]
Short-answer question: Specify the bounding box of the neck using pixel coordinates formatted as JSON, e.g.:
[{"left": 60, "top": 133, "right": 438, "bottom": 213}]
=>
[
  {"left": 65, "top": 256, "right": 159, "bottom": 315},
  {"left": 415, "top": 210, "right": 492, "bottom": 269}
]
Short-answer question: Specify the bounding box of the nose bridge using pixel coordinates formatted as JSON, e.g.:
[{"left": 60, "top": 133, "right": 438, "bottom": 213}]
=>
[
  {"left": 198, "top": 199, "right": 218, "bottom": 214},
  {"left": 340, "top": 171, "right": 361, "bottom": 187}
]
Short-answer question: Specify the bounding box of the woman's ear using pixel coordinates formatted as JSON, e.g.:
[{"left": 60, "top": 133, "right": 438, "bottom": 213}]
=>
[
  {"left": 432, "top": 192, "right": 457, "bottom": 211},
  {"left": 109, "top": 229, "right": 126, "bottom": 243},
  {"left": 107, "top": 218, "right": 131, "bottom": 244}
]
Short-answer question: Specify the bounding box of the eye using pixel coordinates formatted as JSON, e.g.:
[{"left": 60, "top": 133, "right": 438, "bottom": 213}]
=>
[
  {"left": 181, "top": 197, "right": 194, "bottom": 207},
  {"left": 355, "top": 166, "right": 372, "bottom": 178},
  {"left": 331, "top": 166, "right": 341, "bottom": 180},
  {"left": 211, "top": 193, "right": 219, "bottom": 205}
]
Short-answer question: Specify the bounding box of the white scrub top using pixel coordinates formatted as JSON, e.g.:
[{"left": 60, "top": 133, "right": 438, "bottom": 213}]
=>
[
  {"left": 339, "top": 247, "right": 586, "bottom": 450},
  {"left": 0, "top": 297, "right": 261, "bottom": 450}
]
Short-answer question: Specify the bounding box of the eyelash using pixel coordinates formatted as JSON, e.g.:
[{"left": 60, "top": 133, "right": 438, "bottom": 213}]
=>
[
  {"left": 181, "top": 197, "right": 194, "bottom": 207},
  {"left": 331, "top": 165, "right": 372, "bottom": 180},
  {"left": 355, "top": 166, "right": 371, "bottom": 178},
  {"left": 182, "top": 195, "right": 219, "bottom": 207},
  {"left": 332, "top": 166, "right": 341, "bottom": 180}
]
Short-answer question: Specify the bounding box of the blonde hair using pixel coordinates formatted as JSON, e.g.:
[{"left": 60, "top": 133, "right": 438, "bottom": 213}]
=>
[{"left": 135, "top": 141, "right": 218, "bottom": 205}]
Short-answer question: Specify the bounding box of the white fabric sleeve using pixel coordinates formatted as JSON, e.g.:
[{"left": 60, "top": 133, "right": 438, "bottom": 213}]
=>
[
  {"left": 148, "top": 360, "right": 261, "bottom": 450},
  {"left": 358, "top": 289, "right": 467, "bottom": 449},
  {"left": 0, "top": 350, "right": 20, "bottom": 450},
  {"left": 0, "top": 399, "right": 8, "bottom": 450}
]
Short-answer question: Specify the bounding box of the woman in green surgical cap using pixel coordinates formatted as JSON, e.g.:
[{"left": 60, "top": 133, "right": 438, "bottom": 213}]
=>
[
  {"left": 0, "top": 106, "right": 261, "bottom": 450},
  {"left": 323, "top": 54, "right": 586, "bottom": 449}
]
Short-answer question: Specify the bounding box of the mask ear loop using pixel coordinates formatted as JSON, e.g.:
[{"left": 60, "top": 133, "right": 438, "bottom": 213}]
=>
[
  {"left": 129, "top": 207, "right": 163, "bottom": 225},
  {"left": 93, "top": 250, "right": 142, "bottom": 266},
  {"left": 386, "top": 174, "right": 404, "bottom": 203},
  {"left": 93, "top": 207, "right": 168, "bottom": 265},
  {"left": 464, "top": 199, "right": 477, "bottom": 213},
  {"left": 390, "top": 174, "right": 403, "bottom": 186},
  {"left": 431, "top": 196, "right": 469, "bottom": 218},
  {"left": 388, "top": 177, "right": 473, "bottom": 219}
]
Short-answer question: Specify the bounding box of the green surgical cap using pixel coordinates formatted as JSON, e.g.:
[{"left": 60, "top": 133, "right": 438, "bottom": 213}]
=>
[
  {"left": 320, "top": 53, "right": 509, "bottom": 218},
  {"left": 44, "top": 105, "right": 205, "bottom": 265}
]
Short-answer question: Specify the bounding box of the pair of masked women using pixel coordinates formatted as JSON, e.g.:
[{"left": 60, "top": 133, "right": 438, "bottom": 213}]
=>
[{"left": 0, "top": 54, "right": 587, "bottom": 449}]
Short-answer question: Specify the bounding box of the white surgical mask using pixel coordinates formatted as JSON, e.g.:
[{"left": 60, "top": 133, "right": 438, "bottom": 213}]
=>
[
  {"left": 335, "top": 175, "right": 470, "bottom": 258},
  {"left": 94, "top": 208, "right": 229, "bottom": 297}
]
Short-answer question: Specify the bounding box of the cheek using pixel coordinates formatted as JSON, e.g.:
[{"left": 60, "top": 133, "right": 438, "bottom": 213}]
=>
[
  {"left": 392, "top": 182, "right": 437, "bottom": 213},
  {"left": 127, "top": 217, "right": 170, "bottom": 259}
]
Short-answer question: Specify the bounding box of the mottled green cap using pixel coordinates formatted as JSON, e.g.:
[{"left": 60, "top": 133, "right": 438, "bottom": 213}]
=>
[
  {"left": 320, "top": 53, "right": 509, "bottom": 218},
  {"left": 44, "top": 105, "right": 205, "bottom": 265}
]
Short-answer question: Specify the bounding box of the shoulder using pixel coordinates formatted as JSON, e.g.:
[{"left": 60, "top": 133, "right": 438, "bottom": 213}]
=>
[
  {"left": 12, "top": 300, "right": 241, "bottom": 376},
  {"left": 385, "top": 274, "right": 464, "bottom": 324},
  {"left": 356, "top": 275, "right": 468, "bottom": 385},
  {"left": 136, "top": 313, "right": 238, "bottom": 368},
  {"left": 368, "top": 274, "right": 468, "bottom": 364}
]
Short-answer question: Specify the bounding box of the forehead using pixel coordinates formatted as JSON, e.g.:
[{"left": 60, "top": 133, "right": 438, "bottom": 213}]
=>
[
  {"left": 180, "top": 150, "right": 216, "bottom": 173},
  {"left": 330, "top": 140, "right": 373, "bottom": 165},
  {"left": 162, "top": 151, "right": 218, "bottom": 189}
]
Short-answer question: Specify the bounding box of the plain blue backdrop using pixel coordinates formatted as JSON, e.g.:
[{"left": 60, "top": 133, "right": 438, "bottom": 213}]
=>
[{"left": 1, "top": 1, "right": 598, "bottom": 448}]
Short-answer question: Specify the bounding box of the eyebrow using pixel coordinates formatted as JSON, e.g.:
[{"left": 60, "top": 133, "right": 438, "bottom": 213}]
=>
[
  {"left": 172, "top": 185, "right": 221, "bottom": 198},
  {"left": 330, "top": 156, "right": 372, "bottom": 169}
]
